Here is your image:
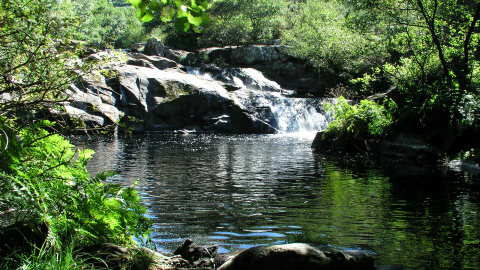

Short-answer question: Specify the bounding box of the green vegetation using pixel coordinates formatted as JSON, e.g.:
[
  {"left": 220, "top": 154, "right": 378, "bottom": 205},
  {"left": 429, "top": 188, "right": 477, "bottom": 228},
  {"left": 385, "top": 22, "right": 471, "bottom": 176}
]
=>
[
  {"left": 323, "top": 96, "right": 394, "bottom": 150},
  {"left": 39, "top": 0, "right": 478, "bottom": 159},
  {"left": 126, "top": 0, "right": 209, "bottom": 32},
  {"left": 337, "top": 0, "right": 480, "bottom": 158},
  {"left": 0, "top": 0, "right": 151, "bottom": 267},
  {"left": 141, "top": 0, "right": 477, "bottom": 157},
  {"left": 1, "top": 0, "right": 480, "bottom": 265},
  {"left": 53, "top": 0, "right": 146, "bottom": 48}
]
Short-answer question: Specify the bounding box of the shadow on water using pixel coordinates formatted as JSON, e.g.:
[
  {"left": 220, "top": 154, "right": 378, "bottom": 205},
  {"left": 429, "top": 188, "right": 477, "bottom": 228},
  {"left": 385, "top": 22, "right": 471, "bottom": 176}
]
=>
[{"left": 77, "top": 133, "right": 480, "bottom": 270}]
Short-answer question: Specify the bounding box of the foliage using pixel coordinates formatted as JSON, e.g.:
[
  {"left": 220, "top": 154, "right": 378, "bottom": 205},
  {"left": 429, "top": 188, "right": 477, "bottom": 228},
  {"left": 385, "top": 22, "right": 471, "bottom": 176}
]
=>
[
  {"left": 53, "top": 0, "right": 146, "bottom": 48},
  {"left": 126, "top": 0, "right": 210, "bottom": 33},
  {"left": 0, "top": 0, "right": 152, "bottom": 266},
  {"left": 0, "top": 0, "right": 81, "bottom": 131},
  {"left": 1, "top": 245, "right": 80, "bottom": 270},
  {"left": 198, "top": 0, "right": 289, "bottom": 47},
  {"left": 282, "top": 0, "right": 386, "bottom": 86},
  {"left": 1, "top": 121, "right": 151, "bottom": 245},
  {"left": 336, "top": 0, "right": 480, "bottom": 153},
  {"left": 324, "top": 96, "right": 394, "bottom": 143}
]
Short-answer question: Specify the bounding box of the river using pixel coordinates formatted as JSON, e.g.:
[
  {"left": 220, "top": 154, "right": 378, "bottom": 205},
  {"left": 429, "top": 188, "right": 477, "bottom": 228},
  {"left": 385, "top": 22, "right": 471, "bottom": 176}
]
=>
[{"left": 80, "top": 132, "right": 480, "bottom": 269}]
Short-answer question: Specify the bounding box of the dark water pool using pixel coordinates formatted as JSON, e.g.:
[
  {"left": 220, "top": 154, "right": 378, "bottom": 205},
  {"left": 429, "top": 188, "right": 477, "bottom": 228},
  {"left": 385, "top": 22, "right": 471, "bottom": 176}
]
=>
[{"left": 79, "top": 133, "right": 480, "bottom": 269}]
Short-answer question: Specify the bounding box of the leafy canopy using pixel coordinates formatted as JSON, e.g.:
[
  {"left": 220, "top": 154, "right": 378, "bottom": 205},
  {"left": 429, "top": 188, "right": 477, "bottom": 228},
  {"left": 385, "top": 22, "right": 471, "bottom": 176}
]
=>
[{"left": 126, "top": 0, "right": 210, "bottom": 32}]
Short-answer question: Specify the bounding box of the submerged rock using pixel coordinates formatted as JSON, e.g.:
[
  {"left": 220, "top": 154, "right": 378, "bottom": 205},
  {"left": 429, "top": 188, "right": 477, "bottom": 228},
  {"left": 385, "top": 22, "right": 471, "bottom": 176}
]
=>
[
  {"left": 218, "top": 243, "right": 375, "bottom": 270},
  {"left": 173, "top": 239, "right": 230, "bottom": 268}
]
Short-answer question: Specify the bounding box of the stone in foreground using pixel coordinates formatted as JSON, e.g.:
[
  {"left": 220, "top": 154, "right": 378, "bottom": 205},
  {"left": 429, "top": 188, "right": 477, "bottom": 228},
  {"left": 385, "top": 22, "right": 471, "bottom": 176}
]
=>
[{"left": 218, "top": 243, "right": 375, "bottom": 270}]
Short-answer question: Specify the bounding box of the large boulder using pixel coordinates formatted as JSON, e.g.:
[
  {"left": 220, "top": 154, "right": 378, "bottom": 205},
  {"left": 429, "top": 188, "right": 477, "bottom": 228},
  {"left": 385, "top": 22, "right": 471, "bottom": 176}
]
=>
[
  {"left": 229, "top": 45, "right": 290, "bottom": 65},
  {"left": 143, "top": 37, "right": 165, "bottom": 56},
  {"left": 127, "top": 53, "right": 178, "bottom": 70},
  {"left": 218, "top": 243, "right": 375, "bottom": 270},
  {"left": 197, "top": 45, "right": 325, "bottom": 94},
  {"left": 64, "top": 45, "right": 321, "bottom": 133},
  {"left": 70, "top": 54, "right": 278, "bottom": 133}
]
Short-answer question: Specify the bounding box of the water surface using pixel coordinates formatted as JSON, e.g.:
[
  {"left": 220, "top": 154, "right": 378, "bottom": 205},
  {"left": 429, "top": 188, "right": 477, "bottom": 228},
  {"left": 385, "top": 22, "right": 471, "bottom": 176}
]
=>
[{"left": 81, "top": 133, "right": 480, "bottom": 269}]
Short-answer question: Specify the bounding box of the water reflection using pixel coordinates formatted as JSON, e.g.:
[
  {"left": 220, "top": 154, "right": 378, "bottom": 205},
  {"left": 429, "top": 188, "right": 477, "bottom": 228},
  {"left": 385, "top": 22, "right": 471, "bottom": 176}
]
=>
[{"left": 80, "top": 133, "right": 480, "bottom": 269}]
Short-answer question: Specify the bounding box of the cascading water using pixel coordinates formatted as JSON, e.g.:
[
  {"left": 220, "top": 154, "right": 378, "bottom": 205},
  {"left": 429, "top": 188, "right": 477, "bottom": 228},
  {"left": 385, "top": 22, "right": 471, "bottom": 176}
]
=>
[{"left": 187, "top": 67, "right": 333, "bottom": 136}]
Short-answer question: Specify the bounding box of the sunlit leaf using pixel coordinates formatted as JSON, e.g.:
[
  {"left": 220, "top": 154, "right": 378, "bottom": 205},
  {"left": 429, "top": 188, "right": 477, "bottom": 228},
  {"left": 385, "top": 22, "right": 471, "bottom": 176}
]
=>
[
  {"left": 177, "top": 4, "right": 188, "bottom": 18},
  {"left": 126, "top": 0, "right": 143, "bottom": 8},
  {"left": 140, "top": 10, "right": 154, "bottom": 22},
  {"left": 187, "top": 10, "right": 203, "bottom": 26}
]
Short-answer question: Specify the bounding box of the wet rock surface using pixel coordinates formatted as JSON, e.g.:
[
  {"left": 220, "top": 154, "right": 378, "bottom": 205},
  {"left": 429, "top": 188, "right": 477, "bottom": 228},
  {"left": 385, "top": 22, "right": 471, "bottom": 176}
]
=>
[
  {"left": 65, "top": 42, "right": 327, "bottom": 133},
  {"left": 173, "top": 239, "right": 229, "bottom": 269}
]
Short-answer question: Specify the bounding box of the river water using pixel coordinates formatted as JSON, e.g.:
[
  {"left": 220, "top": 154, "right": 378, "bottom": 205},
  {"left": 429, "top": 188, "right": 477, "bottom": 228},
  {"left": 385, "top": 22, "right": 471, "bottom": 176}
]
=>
[{"left": 81, "top": 132, "right": 480, "bottom": 269}]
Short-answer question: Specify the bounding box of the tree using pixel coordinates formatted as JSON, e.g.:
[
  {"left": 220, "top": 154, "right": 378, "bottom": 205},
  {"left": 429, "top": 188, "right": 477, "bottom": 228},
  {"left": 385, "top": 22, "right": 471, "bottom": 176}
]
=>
[
  {"left": 344, "top": 0, "right": 480, "bottom": 151},
  {"left": 53, "top": 0, "right": 146, "bottom": 48},
  {"left": 282, "top": 0, "right": 381, "bottom": 88},
  {"left": 0, "top": 0, "right": 151, "bottom": 265},
  {"left": 345, "top": 0, "right": 480, "bottom": 93},
  {"left": 0, "top": 0, "right": 77, "bottom": 131},
  {"left": 198, "top": 0, "right": 289, "bottom": 47}
]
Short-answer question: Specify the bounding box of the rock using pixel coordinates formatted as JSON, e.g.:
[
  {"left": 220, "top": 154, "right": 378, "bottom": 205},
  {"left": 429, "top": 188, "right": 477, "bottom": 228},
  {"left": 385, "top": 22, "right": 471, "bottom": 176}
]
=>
[
  {"left": 164, "top": 47, "right": 191, "bottom": 63},
  {"left": 126, "top": 58, "right": 157, "bottom": 69},
  {"left": 64, "top": 44, "right": 324, "bottom": 133},
  {"left": 229, "top": 45, "right": 290, "bottom": 65},
  {"left": 113, "top": 64, "right": 277, "bottom": 133},
  {"left": 378, "top": 133, "right": 442, "bottom": 164},
  {"left": 218, "top": 243, "right": 375, "bottom": 270},
  {"left": 64, "top": 105, "right": 106, "bottom": 126},
  {"left": 198, "top": 45, "right": 324, "bottom": 94},
  {"left": 267, "top": 39, "right": 282, "bottom": 45},
  {"left": 447, "top": 159, "right": 480, "bottom": 174},
  {"left": 143, "top": 37, "right": 165, "bottom": 56},
  {"left": 173, "top": 239, "right": 229, "bottom": 268},
  {"left": 127, "top": 53, "right": 178, "bottom": 70}
]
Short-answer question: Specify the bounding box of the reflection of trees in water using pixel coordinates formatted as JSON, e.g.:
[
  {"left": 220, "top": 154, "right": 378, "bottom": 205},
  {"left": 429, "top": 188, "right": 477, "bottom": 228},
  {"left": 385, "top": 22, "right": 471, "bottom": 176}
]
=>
[
  {"left": 83, "top": 134, "right": 480, "bottom": 268},
  {"left": 319, "top": 156, "right": 480, "bottom": 269}
]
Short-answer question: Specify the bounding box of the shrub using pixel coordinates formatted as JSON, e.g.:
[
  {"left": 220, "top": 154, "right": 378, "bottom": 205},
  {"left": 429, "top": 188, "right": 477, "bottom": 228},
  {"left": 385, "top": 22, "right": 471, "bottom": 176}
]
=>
[
  {"left": 324, "top": 96, "right": 394, "bottom": 143},
  {"left": 0, "top": 121, "right": 151, "bottom": 247},
  {"left": 283, "top": 0, "right": 386, "bottom": 87},
  {"left": 197, "top": 0, "right": 290, "bottom": 47}
]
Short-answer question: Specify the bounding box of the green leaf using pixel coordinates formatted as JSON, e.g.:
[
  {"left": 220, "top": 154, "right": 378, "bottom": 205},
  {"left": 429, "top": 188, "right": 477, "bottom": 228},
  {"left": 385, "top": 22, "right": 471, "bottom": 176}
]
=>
[
  {"left": 187, "top": 10, "right": 203, "bottom": 26},
  {"left": 195, "top": 0, "right": 209, "bottom": 10},
  {"left": 127, "top": 0, "right": 143, "bottom": 8},
  {"left": 177, "top": 4, "right": 188, "bottom": 18},
  {"left": 175, "top": 16, "right": 190, "bottom": 32},
  {"left": 149, "top": 0, "right": 161, "bottom": 11},
  {"left": 136, "top": 9, "right": 143, "bottom": 19},
  {"left": 105, "top": 197, "right": 122, "bottom": 209},
  {"left": 140, "top": 10, "right": 154, "bottom": 22},
  {"left": 200, "top": 10, "right": 210, "bottom": 24}
]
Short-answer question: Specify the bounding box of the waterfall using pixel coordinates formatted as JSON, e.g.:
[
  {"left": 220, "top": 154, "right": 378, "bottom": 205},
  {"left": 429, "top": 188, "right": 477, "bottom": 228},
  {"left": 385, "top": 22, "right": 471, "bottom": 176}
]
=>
[{"left": 187, "top": 67, "right": 332, "bottom": 136}]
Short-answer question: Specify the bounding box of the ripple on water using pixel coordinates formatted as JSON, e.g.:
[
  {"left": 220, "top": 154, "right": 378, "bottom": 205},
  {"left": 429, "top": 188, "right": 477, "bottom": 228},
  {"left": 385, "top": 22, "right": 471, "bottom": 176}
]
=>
[{"left": 81, "top": 133, "right": 480, "bottom": 269}]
